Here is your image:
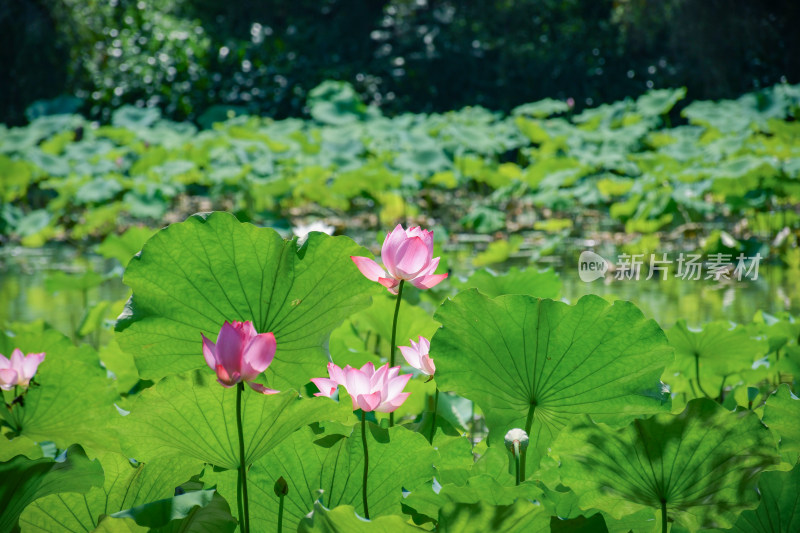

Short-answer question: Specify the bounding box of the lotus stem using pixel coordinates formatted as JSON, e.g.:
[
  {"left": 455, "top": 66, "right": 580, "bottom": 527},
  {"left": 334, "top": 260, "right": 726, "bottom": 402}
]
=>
[
  {"left": 514, "top": 441, "right": 521, "bottom": 486},
  {"left": 661, "top": 499, "right": 667, "bottom": 533},
  {"left": 519, "top": 401, "right": 536, "bottom": 481},
  {"left": 277, "top": 492, "right": 284, "bottom": 533},
  {"left": 236, "top": 382, "right": 250, "bottom": 533},
  {"left": 361, "top": 410, "right": 370, "bottom": 519},
  {"left": 429, "top": 388, "right": 439, "bottom": 444},
  {"left": 388, "top": 280, "right": 404, "bottom": 427},
  {"left": 694, "top": 354, "right": 710, "bottom": 398}
]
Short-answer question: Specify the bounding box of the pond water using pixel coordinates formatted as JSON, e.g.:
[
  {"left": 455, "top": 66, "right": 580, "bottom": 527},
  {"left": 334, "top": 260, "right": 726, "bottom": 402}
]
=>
[{"left": 1, "top": 239, "right": 799, "bottom": 343}]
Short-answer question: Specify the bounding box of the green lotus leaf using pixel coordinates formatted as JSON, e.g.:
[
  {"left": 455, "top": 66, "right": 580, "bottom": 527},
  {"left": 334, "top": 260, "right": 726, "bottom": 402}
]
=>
[
  {"left": 432, "top": 292, "right": 672, "bottom": 475},
  {"left": 762, "top": 384, "right": 800, "bottom": 465},
  {"left": 120, "top": 371, "right": 351, "bottom": 469},
  {"left": 0, "top": 445, "right": 103, "bottom": 533},
  {"left": 116, "top": 211, "right": 375, "bottom": 389},
  {"left": 203, "top": 423, "right": 436, "bottom": 531},
  {"left": 403, "top": 475, "right": 542, "bottom": 524},
  {"left": 666, "top": 320, "right": 768, "bottom": 399},
  {"left": 437, "top": 499, "right": 550, "bottom": 533},
  {"left": 0, "top": 330, "right": 120, "bottom": 451},
  {"left": 96, "top": 226, "right": 157, "bottom": 267},
  {"left": 453, "top": 267, "right": 561, "bottom": 299},
  {"left": 552, "top": 398, "right": 780, "bottom": 531},
  {"left": 298, "top": 502, "right": 425, "bottom": 532},
  {"left": 720, "top": 464, "right": 800, "bottom": 533},
  {"left": 19, "top": 452, "right": 202, "bottom": 532}
]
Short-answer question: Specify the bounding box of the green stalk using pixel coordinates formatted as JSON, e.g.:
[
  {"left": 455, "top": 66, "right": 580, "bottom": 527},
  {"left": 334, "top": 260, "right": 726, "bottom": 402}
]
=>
[
  {"left": 277, "top": 492, "right": 285, "bottom": 533},
  {"left": 519, "top": 402, "right": 536, "bottom": 481},
  {"left": 388, "top": 280, "right": 405, "bottom": 427},
  {"left": 514, "top": 441, "right": 521, "bottom": 486},
  {"left": 694, "top": 354, "right": 710, "bottom": 398},
  {"left": 236, "top": 382, "right": 250, "bottom": 533},
  {"left": 428, "top": 388, "right": 439, "bottom": 444},
  {"left": 661, "top": 499, "right": 668, "bottom": 533},
  {"left": 360, "top": 411, "right": 370, "bottom": 519}
]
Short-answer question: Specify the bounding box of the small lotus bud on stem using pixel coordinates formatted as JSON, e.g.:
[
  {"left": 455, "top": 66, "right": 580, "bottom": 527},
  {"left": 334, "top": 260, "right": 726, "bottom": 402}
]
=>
[
  {"left": 505, "top": 428, "right": 529, "bottom": 485},
  {"left": 274, "top": 476, "right": 288, "bottom": 533}
]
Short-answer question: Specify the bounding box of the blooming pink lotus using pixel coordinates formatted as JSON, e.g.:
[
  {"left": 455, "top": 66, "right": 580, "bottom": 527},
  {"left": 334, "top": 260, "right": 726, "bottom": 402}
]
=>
[
  {"left": 202, "top": 321, "right": 279, "bottom": 394},
  {"left": 399, "top": 336, "right": 435, "bottom": 376},
  {"left": 0, "top": 349, "right": 45, "bottom": 390},
  {"left": 311, "top": 362, "right": 411, "bottom": 413},
  {"left": 351, "top": 224, "right": 448, "bottom": 294}
]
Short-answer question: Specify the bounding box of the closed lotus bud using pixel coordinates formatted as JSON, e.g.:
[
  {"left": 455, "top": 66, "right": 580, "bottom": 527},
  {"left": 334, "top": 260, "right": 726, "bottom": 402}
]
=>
[
  {"left": 274, "top": 476, "right": 289, "bottom": 497},
  {"left": 504, "top": 428, "right": 529, "bottom": 454}
]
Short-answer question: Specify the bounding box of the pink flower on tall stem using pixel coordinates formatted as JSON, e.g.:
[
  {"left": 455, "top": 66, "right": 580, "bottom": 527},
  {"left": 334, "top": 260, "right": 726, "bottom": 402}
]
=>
[
  {"left": 351, "top": 224, "right": 448, "bottom": 294},
  {"left": 399, "top": 336, "right": 435, "bottom": 377},
  {"left": 201, "top": 320, "right": 279, "bottom": 394},
  {"left": 311, "top": 362, "right": 411, "bottom": 413},
  {"left": 0, "top": 349, "right": 45, "bottom": 390}
]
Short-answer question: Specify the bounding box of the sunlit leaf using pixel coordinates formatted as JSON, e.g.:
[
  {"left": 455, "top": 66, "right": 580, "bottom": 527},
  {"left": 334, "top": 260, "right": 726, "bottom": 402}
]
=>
[
  {"left": 432, "top": 292, "right": 672, "bottom": 474},
  {"left": 116, "top": 211, "right": 375, "bottom": 389},
  {"left": 552, "top": 398, "right": 780, "bottom": 531}
]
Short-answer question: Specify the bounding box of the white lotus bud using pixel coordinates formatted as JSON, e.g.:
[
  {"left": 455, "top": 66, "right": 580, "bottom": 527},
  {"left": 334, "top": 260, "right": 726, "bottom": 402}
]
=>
[{"left": 504, "top": 428, "right": 529, "bottom": 454}]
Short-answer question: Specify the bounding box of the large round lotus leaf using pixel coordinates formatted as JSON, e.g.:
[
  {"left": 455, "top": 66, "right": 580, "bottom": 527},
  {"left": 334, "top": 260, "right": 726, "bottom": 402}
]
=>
[
  {"left": 451, "top": 267, "right": 561, "bottom": 299},
  {"left": 119, "top": 372, "right": 351, "bottom": 470},
  {"left": 432, "top": 291, "right": 672, "bottom": 475},
  {"left": 0, "top": 330, "right": 120, "bottom": 452},
  {"left": 298, "top": 502, "right": 424, "bottom": 532},
  {"left": 437, "top": 499, "right": 550, "bottom": 533},
  {"left": 719, "top": 464, "right": 800, "bottom": 533},
  {"left": 552, "top": 398, "right": 780, "bottom": 531},
  {"left": 762, "top": 384, "right": 800, "bottom": 465},
  {"left": 115, "top": 211, "right": 375, "bottom": 389},
  {"left": 19, "top": 452, "right": 201, "bottom": 532},
  {"left": 666, "top": 320, "right": 768, "bottom": 399},
  {"left": 0, "top": 445, "right": 103, "bottom": 533},
  {"left": 203, "top": 424, "right": 436, "bottom": 531}
]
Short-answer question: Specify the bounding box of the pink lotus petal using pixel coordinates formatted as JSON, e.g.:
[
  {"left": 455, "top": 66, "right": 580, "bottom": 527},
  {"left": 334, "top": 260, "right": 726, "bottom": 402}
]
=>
[
  {"left": 410, "top": 272, "right": 448, "bottom": 290},
  {"left": 378, "top": 392, "right": 411, "bottom": 412},
  {"left": 378, "top": 277, "right": 400, "bottom": 292},
  {"left": 10, "top": 348, "right": 25, "bottom": 371},
  {"left": 0, "top": 368, "right": 17, "bottom": 390},
  {"left": 311, "top": 377, "right": 339, "bottom": 397},
  {"left": 345, "top": 366, "right": 370, "bottom": 397},
  {"left": 216, "top": 321, "right": 246, "bottom": 376},
  {"left": 418, "top": 336, "right": 430, "bottom": 352},
  {"left": 201, "top": 334, "right": 218, "bottom": 371},
  {"left": 241, "top": 332, "right": 276, "bottom": 379},
  {"left": 248, "top": 382, "right": 280, "bottom": 394},
  {"left": 328, "top": 362, "right": 346, "bottom": 384},
  {"left": 392, "top": 237, "right": 430, "bottom": 279},
  {"left": 350, "top": 256, "right": 387, "bottom": 282},
  {"left": 387, "top": 372, "right": 412, "bottom": 399},
  {"left": 421, "top": 355, "right": 436, "bottom": 376},
  {"left": 356, "top": 391, "right": 383, "bottom": 412},
  {"left": 380, "top": 224, "right": 406, "bottom": 275},
  {"left": 0, "top": 354, "right": 10, "bottom": 370},
  {"left": 21, "top": 353, "right": 45, "bottom": 382},
  {"left": 399, "top": 345, "right": 420, "bottom": 368}
]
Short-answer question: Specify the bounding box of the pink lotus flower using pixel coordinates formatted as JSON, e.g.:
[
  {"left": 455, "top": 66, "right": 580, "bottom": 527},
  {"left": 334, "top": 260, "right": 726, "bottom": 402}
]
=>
[
  {"left": 0, "top": 349, "right": 45, "bottom": 390},
  {"left": 311, "top": 362, "right": 411, "bottom": 413},
  {"left": 399, "top": 336, "right": 435, "bottom": 376},
  {"left": 201, "top": 321, "right": 279, "bottom": 394},
  {"left": 351, "top": 224, "right": 448, "bottom": 294}
]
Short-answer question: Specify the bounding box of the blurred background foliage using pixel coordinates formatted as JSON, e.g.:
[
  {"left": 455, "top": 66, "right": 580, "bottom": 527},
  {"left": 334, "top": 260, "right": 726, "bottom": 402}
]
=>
[{"left": 2, "top": 0, "right": 798, "bottom": 126}]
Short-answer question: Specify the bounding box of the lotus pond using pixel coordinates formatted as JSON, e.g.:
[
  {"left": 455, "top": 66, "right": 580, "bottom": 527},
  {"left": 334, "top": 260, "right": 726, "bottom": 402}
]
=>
[{"left": 1, "top": 84, "right": 799, "bottom": 533}]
